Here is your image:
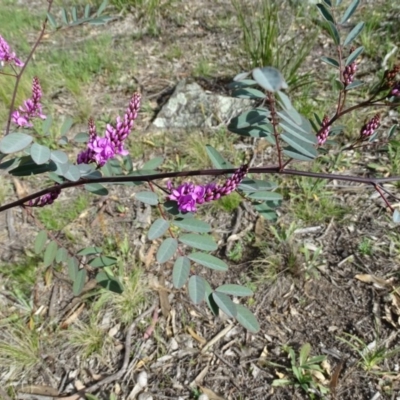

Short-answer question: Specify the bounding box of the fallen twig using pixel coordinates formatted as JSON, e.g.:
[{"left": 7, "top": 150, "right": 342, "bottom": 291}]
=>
[{"left": 58, "top": 302, "right": 157, "bottom": 400}]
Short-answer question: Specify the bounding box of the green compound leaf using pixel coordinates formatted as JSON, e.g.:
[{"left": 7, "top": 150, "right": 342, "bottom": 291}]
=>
[
  {"left": 283, "top": 146, "right": 316, "bottom": 162},
  {"left": 326, "top": 21, "right": 340, "bottom": 45},
  {"left": 67, "top": 256, "right": 79, "bottom": 281},
  {"left": 50, "top": 150, "right": 68, "bottom": 164},
  {"left": 142, "top": 156, "right": 164, "bottom": 170},
  {"left": 43, "top": 241, "right": 58, "bottom": 267},
  {"left": 281, "top": 132, "right": 318, "bottom": 159},
  {"left": 188, "top": 252, "right": 228, "bottom": 271},
  {"left": 343, "top": 21, "right": 365, "bottom": 46},
  {"left": 61, "top": 7, "right": 69, "bottom": 24},
  {"left": 30, "top": 143, "right": 51, "bottom": 165},
  {"left": 77, "top": 246, "right": 102, "bottom": 256},
  {"left": 46, "top": 12, "right": 58, "bottom": 29},
  {"left": 232, "top": 87, "right": 266, "bottom": 99},
  {"left": 316, "top": 3, "right": 334, "bottom": 23},
  {"left": 179, "top": 234, "right": 217, "bottom": 251},
  {"left": 10, "top": 158, "right": 55, "bottom": 176},
  {"left": 212, "top": 292, "right": 237, "bottom": 318},
  {"left": 0, "top": 133, "right": 33, "bottom": 154},
  {"left": 156, "top": 238, "right": 178, "bottom": 263},
  {"left": 345, "top": 46, "right": 364, "bottom": 66},
  {"left": 254, "top": 203, "right": 278, "bottom": 221},
  {"left": 252, "top": 66, "right": 288, "bottom": 92},
  {"left": 188, "top": 275, "right": 206, "bottom": 304},
  {"left": 205, "top": 145, "right": 234, "bottom": 169},
  {"left": 56, "top": 247, "right": 68, "bottom": 263},
  {"left": 340, "top": 0, "right": 360, "bottom": 24},
  {"left": 96, "top": 0, "right": 108, "bottom": 16},
  {"left": 173, "top": 256, "right": 191, "bottom": 289},
  {"left": 173, "top": 218, "right": 211, "bottom": 233},
  {"left": 84, "top": 4, "right": 91, "bottom": 18},
  {"left": 73, "top": 132, "right": 89, "bottom": 143},
  {"left": 71, "top": 6, "right": 78, "bottom": 22},
  {"left": 84, "top": 183, "right": 109, "bottom": 196},
  {"left": 239, "top": 179, "right": 277, "bottom": 193},
  {"left": 96, "top": 271, "right": 123, "bottom": 294},
  {"left": 73, "top": 269, "right": 87, "bottom": 296},
  {"left": 136, "top": 191, "right": 159, "bottom": 205},
  {"left": 235, "top": 304, "right": 260, "bottom": 333},
  {"left": 247, "top": 191, "right": 282, "bottom": 201},
  {"left": 63, "top": 164, "right": 81, "bottom": 181},
  {"left": 321, "top": 56, "right": 339, "bottom": 68},
  {"left": 345, "top": 80, "right": 364, "bottom": 91},
  {"left": 277, "top": 110, "right": 312, "bottom": 137},
  {"left": 34, "top": 230, "right": 48, "bottom": 254},
  {"left": 216, "top": 284, "right": 254, "bottom": 297},
  {"left": 279, "top": 121, "right": 316, "bottom": 145},
  {"left": 60, "top": 117, "right": 74, "bottom": 136},
  {"left": 148, "top": 218, "right": 170, "bottom": 240},
  {"left": 204, "top": 280, "right": 219, "bottom": 316},
  {"left": 88, "top": 256, "right": 117, "bottom": 268}
]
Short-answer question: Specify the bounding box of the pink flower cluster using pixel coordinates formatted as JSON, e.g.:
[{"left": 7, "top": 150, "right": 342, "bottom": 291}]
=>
[
  {"left": 359, "top": 114, "right": 380, "bottom": 139},
  {"left": 12, "top": 77, "right": 46, "bottom": 128},
  {"left": 0, "top": 35, "right": 24, "bottom": 67},
  {"left": 317, "top": 115, "right": 330, "bottom": 146},
  {"left": 168, "top": 165, "right": 248, "bottom": 213},
  {"left": 77, "top": 93, "right": 141, "bottom": 167}
]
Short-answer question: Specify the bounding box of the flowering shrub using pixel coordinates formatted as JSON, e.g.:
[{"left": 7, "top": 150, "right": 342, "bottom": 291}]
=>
[{"left": 0, "top": 0, "right": 400, "bottom": 337}]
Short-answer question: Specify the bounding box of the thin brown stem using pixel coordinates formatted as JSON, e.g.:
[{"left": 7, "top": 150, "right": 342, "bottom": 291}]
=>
[{"left": 372, "top": 183, "right": 394, "bottom": 212}]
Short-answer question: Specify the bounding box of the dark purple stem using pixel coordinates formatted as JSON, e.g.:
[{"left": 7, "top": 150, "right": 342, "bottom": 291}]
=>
[{"left": 1, "top": 166, "right": 400, "bottom": 213}]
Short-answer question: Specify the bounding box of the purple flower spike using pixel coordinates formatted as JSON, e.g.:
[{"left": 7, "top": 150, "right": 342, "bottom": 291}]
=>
[
  {"left": 317, "top": 115, "right": 330, "bottom": 146},
  {"left": 0, "top": 35, "right": 24, "bottom": 67},
  {"left": 359, "top": 114, "right": 380, "bottom": 139},
  {"left": 343, "top": 48, "right": 357, "bottom": 87},
  {"left": 106, "top": 93, "right": 141, "bottom": 155},
  {"left": 28, "top": 186, "right": 61, "bottom": 207},
  {"left": 77, "top": 93, "right": 141, "bottom": 167},
  {"left": 12, "top": 77, "right": 46, "bottom": 128},
  {"left": 168, "top": 165, "right": 249, "bottom": 213}
]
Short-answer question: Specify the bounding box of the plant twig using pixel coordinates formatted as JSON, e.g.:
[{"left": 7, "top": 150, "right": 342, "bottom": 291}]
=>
[{"left": 2, "top": 166, "right": 400, "bottom": 213}]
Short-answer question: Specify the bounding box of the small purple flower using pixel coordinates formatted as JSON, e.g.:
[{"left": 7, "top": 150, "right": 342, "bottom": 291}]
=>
[
  {"left": 77, "top": 93, "right": 141, "bottom": 167},
  {"left": 0, "top": 35, "right": 24, "bottom": 67},
  {"left": 168, "top": 165, "right": 248, "bottom": 213},
  {"left": 27, "top": 186, "right": 61, "bottom": 207},
  {"left": 317, "top": 115, "right": 330, "bottom": 146},
  {"left": 359, "top": 114, "right": 380, "bottom": 139},
  {"left": 169, "top": 183, "right": 205, "bottom": 212},
  {"left": 390, "top": 82, "right": 400, "bottom": 97},
  {"left": 343, "top": 48, "right": 357, "bottom": 87},
  {"left": 343, "top": 63, "right": 357, "bottom": 86},
  {"left": 12, "top": 77, "right": 46, "bottom": 128}
]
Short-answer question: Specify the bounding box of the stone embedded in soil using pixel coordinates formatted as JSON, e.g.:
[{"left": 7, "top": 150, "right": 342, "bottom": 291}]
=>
[{"left": 152, "top": 80, "right": 254, "bottom": 129}]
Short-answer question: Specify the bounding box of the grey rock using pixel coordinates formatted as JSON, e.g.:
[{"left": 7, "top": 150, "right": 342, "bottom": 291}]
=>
[{"left": 152, "top": 80, "right": 254, "bottom": 130}]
